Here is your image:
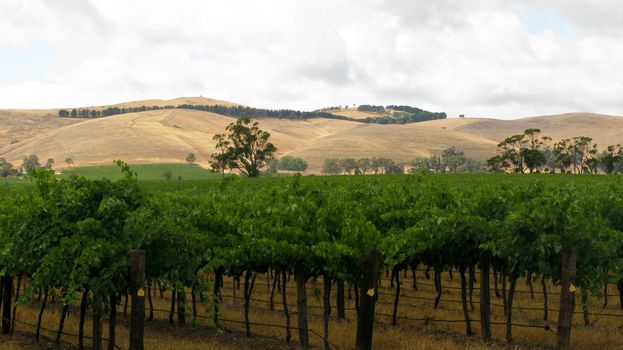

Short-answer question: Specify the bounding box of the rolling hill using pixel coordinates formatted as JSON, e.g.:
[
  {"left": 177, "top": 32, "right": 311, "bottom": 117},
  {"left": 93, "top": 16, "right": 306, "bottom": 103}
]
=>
[
  {"left": 0, "top": 97, "right": 240, "bottom": 148},
  {"left": 1, "top": 97, "right": 623, "bottom": 173}
]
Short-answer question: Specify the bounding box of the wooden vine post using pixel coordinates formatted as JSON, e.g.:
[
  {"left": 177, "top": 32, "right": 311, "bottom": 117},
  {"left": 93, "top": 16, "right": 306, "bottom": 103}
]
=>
[
  {"left": 556, "top": 250, "right": 577, "bottom": 350},
  {"left": 355, "top": 250, "right": 381, "bottom": 350},
  {"left": 1, "top": 275, "right": 12, "bottom": 335},
  {"left": 129, "top": 250, "right": 146, "bottom": 350},
  {"left": 479, "top": 258, "right": 491, "bottom": 342},
  {"left": 295, "top": 267, "right": 309, "bottom": 348}
]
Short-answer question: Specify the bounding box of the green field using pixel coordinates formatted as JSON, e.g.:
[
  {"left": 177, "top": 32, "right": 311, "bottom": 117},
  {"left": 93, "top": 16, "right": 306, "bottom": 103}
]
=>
[
  {"left": 0, "top": 176, "right": 30, "bottom": 187},
  {"left": 0, "top": 163, "right": 221, "bottom": 188},
  {"left": 61, "top": 163, "right": 221, "bottom": 181}
]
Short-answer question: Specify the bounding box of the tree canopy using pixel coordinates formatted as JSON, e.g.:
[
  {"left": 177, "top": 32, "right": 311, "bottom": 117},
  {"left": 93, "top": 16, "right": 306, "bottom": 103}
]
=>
[{"left": 210, "top": 118, "right": 277, "bottom": 177}]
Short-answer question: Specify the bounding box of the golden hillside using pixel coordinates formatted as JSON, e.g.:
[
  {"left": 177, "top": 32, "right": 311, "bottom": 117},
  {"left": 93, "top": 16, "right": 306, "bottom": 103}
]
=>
[
  {"left": 0, "top": 97, "right": 240, "bottom": 149},
  {"left": 1, "top": 99, "right": 622, "bottom": 173}
]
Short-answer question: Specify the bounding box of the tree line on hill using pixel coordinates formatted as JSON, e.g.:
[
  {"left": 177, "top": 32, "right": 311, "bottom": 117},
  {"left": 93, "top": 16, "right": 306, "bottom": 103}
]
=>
[
  {"left": 487, "top": 128, "right": 623, "bottom": 174},
  {"left": 58, "top": 103, "right": 446, "bottom": 125},
  {"left": 356, "top": 104, "right": 448, "bottom": 124},
  {"left": 58, "top": 105, "right": 175, "bottom": 118}
]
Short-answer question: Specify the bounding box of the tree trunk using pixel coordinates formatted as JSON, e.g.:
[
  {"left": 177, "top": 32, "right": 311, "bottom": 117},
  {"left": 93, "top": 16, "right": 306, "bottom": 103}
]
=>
[
  {"left": 270, "top": 270, "right": 279, "bottom": 311},
  {"left": 501, "top": 271, "right": 507, "bottom": 316},
  {"left": 336, "top": 279, "right": 346, "bottom": 320},
  {"left": 147, "top": 283, "right": 154, "bottom": 321},
  {"left": 123, "top": 289, "right": 129, "bottom": 317},
  {"left": 191, "top": 284, "right": 197, "bottom": 321},
  {"left": 582, "top": 291, "right": 590, "bottom": 326},
  {"left": 295, "top": 268, "right": 309, "bottom": 347},
  {"left": 493, "top": 269, "right": 500, "bottom": 298},
  {"left": 158, "top": 281, "right": 164, "bottom": 298},
  {"left": 54, "top": 303, "right": 69, "bottom": 346},
  {"left": 169, "top": 289, "right": 176, "bottom": 324},
  {"left": 411, "top": 265, "right": 418, "bottom": 290},
  {"left": 281, "top": 270, "right": 291, "bottom": 343},
  {"left": 213, "top": 270, "right": 222, "bottom": 329},
  {"left": 392, "top": 266, "right": 400, "bottom": 326},
  {"left": 505, "top": 273, "right": 517, "bottom": 343},
  {"left": 10, "top": 274, "right": 21, "bottom": 335},
  {"left": 36, "top": 289, "right": 48, "bottom": 341},
  {"left": 542, "top": 275, "right": 549, "bottom": 320},
  {"left": 108, "top": 293, "right": 117, "bottom": 350},
  {"left": 177, "top": 288, "right": 186, "bottom": 328},
  {"left": 479, "top": 259, "right": 491, "bottom": 342},
  {"left": 434, "top": 267, "right": 442, "bottom": 309},
  {"left": 603, "top": 272, "right": 608, "bottom": 308},
  {"left": 618, "top": 279, "right": 623, "bottom": 310},
  {"left": 528, "top": 272, "right": 535, "bottom": 301},
  {"left": 232, "top": 276, "right": 237, "bottom": 306},
  {"left": 78, "top": 290, "right": 88, "bottom": 350},
  {"left": 243, "top": 271, "right": 256, "bottom": 337},
  {"left": 323, "top": 276, "right": 332, "bottom": 350},
  {"left": 354, "top": 283, "right": 360, "bottom": 312},
  {"left": 459, "top": 265, "right": 472, "bottom": 336},
  {"left": 556, "top": 250, "right": 577, "bottom": 350},
  {"left": 468, "top": 265, "right": 475, "bottom": 311}
]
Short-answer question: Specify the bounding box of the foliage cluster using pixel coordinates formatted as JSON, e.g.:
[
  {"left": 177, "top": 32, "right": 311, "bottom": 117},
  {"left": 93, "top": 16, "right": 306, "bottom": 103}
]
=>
[
  {"left": 488, "top": 129, "right": 623, "bottom": 174},
  {"left": 322, "top": 157, "right": 404, "bottom": 175},
  {"left": 268, "top": 155, "right": 309, "bottom": 173},
  {"left": 410, "top": 147, "right": 486, "bottom": 174}
]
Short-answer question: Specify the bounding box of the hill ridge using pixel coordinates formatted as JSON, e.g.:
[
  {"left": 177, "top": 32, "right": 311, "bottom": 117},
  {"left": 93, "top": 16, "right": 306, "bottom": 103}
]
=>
[{"left": 1, "top": 99, "right": 623, "bottom": 173}]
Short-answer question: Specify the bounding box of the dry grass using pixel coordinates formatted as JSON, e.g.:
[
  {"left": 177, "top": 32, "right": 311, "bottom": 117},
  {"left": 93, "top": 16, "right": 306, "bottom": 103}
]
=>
[
  {"left": 0, "top": 109, "right": 82, "bottom": 148},
  {"left": 0, "top": 97, "right": 238, "bottom": 149},
  {"left": 3, "top": 270, "right": 623, "bottom": 350},
  {"left": 2, "top": 97, "right": 623, "bottom": 173}
]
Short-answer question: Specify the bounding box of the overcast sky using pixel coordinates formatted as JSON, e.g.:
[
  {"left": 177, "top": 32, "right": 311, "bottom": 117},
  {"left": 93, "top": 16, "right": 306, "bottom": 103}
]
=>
[{"left": 0, "top": 1, "right": 622, "bottom": 119}]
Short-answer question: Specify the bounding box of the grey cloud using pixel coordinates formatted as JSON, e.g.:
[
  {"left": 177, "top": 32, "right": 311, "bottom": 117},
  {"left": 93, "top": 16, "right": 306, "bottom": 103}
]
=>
[{"left": 1, "top": 1, "right": 623, "bottom": 118}]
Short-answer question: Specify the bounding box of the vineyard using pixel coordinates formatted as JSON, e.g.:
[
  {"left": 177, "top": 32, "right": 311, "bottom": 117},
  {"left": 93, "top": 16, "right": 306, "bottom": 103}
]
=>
[{"left": 1, "top": 167, "right": 623, "bottom": 349}]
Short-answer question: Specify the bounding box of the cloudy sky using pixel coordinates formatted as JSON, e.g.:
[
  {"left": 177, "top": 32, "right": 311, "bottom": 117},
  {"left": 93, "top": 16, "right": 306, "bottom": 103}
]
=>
[{"left": 0, "top": 1, "right": 622, "bottom": 119}]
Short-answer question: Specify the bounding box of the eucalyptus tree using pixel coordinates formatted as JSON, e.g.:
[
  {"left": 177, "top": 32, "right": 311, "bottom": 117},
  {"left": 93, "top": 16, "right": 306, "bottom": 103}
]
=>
[{"left": 210, "top": 118, "right": 277, "bottom": 177}]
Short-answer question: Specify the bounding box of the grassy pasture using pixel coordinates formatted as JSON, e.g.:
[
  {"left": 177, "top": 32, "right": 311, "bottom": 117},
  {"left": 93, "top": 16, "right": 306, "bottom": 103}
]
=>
[{"left": 61, "top": 163, "right": 221, "bottom": 181}]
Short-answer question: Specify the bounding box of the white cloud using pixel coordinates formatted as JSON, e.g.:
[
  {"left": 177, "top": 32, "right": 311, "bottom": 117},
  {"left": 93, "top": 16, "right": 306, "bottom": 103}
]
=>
[{"left": 0, "top": 0, "right": 622, "bottom": 119}]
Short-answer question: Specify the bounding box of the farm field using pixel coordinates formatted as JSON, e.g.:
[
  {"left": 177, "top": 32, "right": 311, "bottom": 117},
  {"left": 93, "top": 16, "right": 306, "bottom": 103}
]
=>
[
  {"left": 1, "top": 172, "right": 623, "bottom": 350},
  {"left": 61, "top": 163, "right": 221, "bottom": 181},
  {"left": 0, "top": 163, "right": 221, "bottom": 187}
]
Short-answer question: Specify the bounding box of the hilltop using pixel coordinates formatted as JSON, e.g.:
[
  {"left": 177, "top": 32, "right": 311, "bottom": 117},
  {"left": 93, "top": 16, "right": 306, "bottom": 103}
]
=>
[{"left": 1, "top": 97, "right": 622, "bottom": 173}]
